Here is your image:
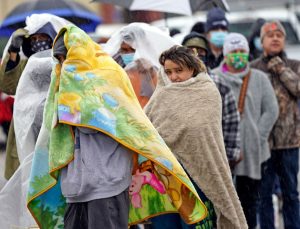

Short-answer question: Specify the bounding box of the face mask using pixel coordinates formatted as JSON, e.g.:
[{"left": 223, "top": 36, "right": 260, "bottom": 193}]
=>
[
  {"left": 31, "top": 39, "right": 52, "bottom": 53},
  {"left": 121, "top": 53, "right": 134, "bottom": 66},
  {"left": 209, "top": 31, "right": 228, "bottom": 47},
  {"left": 253, "top": 37, "right": 263, "bottom": 51},
  {"left": 199, "top": 55, "right": 208, "bottom": 66},
  {"left": 226, "top": 53, "right": 249, "bottom": 70}
]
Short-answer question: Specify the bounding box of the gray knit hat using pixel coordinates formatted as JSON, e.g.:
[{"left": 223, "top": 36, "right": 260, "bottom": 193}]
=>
[
  {"left": 223, "top": 33, "right": 249, "bottom": 55},
  {"left": 260, "top": 21, "right": 286, "bottom": 41}
]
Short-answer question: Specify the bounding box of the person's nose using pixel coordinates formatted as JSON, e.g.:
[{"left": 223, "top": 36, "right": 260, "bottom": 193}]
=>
[{"left": 170, "top": 72, "right": 178, "bottom": 81}]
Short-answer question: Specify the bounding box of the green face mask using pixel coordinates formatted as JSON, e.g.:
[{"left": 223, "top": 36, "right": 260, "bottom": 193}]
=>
[{"left": 225, "top": 53, "right": 249, "bottom": 70}]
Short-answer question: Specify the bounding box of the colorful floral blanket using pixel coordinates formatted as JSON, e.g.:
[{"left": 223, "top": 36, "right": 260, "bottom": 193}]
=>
[{"left": 27, "top": 25, "right": 207, "bottom": 228}]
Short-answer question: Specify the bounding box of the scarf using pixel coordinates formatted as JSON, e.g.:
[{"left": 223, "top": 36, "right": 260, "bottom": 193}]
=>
[
  {"left": 145, "top": 70, "right": 248, "bottom": 229},
  {"left": 26, "top": 25, "right": 207, "bottom": 228}
]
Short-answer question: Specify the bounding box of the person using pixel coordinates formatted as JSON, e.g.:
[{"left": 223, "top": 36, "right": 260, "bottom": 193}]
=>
[
  {"left": 212, "top": 33, "right": 279, "bottom": 229},
  {"left": 182, "top": 32, "right": 209, "bottom": 65},
  {"left": 27, "top": 25, "right": 209, "bottom": 229},
  {"left": 190, "top": 21, "right": 205, "bottom": 34},
  {"left": 182, "top": 32, "right": 241, "bottom": 169},
  {"left": 251, "top": 21, "right": 300, "bottom": 229},
  {"left": 0, "top": 14, "right": 70, "bottom": 229},
  {"left": 105, "top": 23, "right": 178, "bottom": 69},
  {"left": 54, "top": 33, "right": 133, "bottom": 228},
  {"left": 205, "top": 7, "right": 229, "bottom": 69},
  {"left": 105, "top": 23, "right": 177, "bottom": 107},
  {"left": 0, "top": 13, "right": 64, "bottom": 179},
  {"left": 248, "top": 18, "right": 266, "bottom": 61},
  {"left": 145, "top": 45, "right": 247, "bottom": 229}
]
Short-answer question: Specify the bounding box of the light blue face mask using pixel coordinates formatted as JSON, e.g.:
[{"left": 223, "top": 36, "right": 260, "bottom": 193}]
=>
[
  {"left": 210, "top": 31, "right": 228, "bottom": 48},
  {"left": 121, "top": 53, "right": 134, "bottom": 66},
  {"left": 253, "top": 37, "right": 263, "bottom": 51}
]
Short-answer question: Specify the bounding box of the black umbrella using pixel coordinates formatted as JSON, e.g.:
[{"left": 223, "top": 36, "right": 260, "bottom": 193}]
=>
[
  {"left": 92, "top": 0, "right": 229, "bottom": 15},
  {"left": 0, "top": 0, "right": 101, "bottom": 36}
]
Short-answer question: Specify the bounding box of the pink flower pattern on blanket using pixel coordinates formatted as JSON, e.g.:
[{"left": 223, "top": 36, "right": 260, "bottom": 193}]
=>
[{"left": 129, "top": 170, "right": 166, "bottom": 208}]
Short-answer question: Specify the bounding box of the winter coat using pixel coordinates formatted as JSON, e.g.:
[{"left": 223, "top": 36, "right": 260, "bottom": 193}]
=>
[
  {"left": 251, "top": 53, "right": 300, "bottom": 150},
  {"left": 213, "top": 63, "right": 279, "bottom": 179}
]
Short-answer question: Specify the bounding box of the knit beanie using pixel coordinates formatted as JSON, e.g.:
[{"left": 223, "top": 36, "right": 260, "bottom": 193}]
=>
[
  {"left": 205, "top": 7, "right": 229, "bottom": 32},
  {"left": 223, "top": 33, "right": 249, "bottom": 55},
  {"left": 260, "top": 21, "right": 286, "bottom": 41}
]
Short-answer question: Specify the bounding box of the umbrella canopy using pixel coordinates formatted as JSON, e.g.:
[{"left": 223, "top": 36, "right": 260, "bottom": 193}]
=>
[
  {"left": 0, "top": 0, "right": 101, "bottom": 36},
  {"left": 92, "top": 0, "right": 229, "bottom": 15}
]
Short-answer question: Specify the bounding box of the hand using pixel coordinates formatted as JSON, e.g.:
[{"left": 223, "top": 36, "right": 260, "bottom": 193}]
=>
[
  {"left": 9, "top": 28, "right": 29, "bottom": 53},
  {"left": 267, "top": 56, "right": 285, "bottom": 74},
  {"left": 229, "top": 151, "right": 243, "bottom": 170}
]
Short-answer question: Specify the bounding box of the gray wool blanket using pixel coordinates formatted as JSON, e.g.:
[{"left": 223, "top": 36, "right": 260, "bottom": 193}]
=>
[{"left": 145, "top": 70, "right": 248, "bottom": 229}]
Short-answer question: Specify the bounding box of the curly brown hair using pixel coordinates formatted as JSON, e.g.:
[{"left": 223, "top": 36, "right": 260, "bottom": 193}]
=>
[{"left": 159, "top": 45, "right": 206, "bottom": 77}]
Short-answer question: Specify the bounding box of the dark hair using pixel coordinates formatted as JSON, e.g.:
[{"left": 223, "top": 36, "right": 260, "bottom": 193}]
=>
[
  {"left": 169, "top": 28, "right": 181, "bottom": 37},
  {"left": 191, "top": 21, "right": 205, "bottom": 34},
  {"left": 159, "top": 45, "right": 206, "bottom": 76}
]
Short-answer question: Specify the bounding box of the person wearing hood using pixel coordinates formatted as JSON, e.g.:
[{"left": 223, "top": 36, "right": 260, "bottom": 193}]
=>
[
  {"left": 212, "top": 33, "right": 279, "bottom": 229},
  {"left": 182, "top": 32, "right": 242, "bottom": 170},
  {"left": 248, "top": 18, "right": 266, "bottom": 61},
  {"left": 0, "top": 14, "right": 70, "bottom": 229},
  {"left": 251, "top": 21, "right": 300, "bottom": 229},
  {"left": 105, "top": 23, "right": 177, "bottom": 108},
  {"left": 0, "top": 16, "right": 58, "bottom": 180},
  {"left": 110, "top": 26, "right": 156, "bottom": 108},
  {"left": 205, "top": 7, "right": 229, "bottom": 69},
  {"left": 52, "top": 32, "right": 134, "bottom": 229},
  {"left": 146, "top": 45, "right": 247, "bottom": 229},
  {"left": 26, "top": 25, "right": 210, "bottom": 229}
]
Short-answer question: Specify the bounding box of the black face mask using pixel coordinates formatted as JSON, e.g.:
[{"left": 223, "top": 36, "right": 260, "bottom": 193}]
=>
[
  {"left": 31, "top": 38, "right": 52, "bottom": 53},
  {"left": 199, "top": 55, "right": 208, "bottom": 66}
]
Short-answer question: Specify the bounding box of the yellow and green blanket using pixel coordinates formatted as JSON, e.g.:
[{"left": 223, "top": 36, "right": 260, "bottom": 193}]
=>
[{"left": 27, "top": 25, "right": 207, "bottom": 228}]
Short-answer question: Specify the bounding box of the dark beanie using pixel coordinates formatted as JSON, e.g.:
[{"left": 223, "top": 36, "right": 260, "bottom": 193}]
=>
[
  {"left": 191, "top": 21, "right": 205, "bottom": 34},
  {"left": 205, "top": 7, "right": 229, "bottom": 32},
  {"left": 53, "top": 32, "right": 67, "bottom": 60}
]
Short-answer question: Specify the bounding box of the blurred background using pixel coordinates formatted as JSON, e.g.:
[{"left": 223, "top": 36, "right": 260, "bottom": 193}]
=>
[{"left": 0, "top": 0, "right": 299, "bottom": 58}]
